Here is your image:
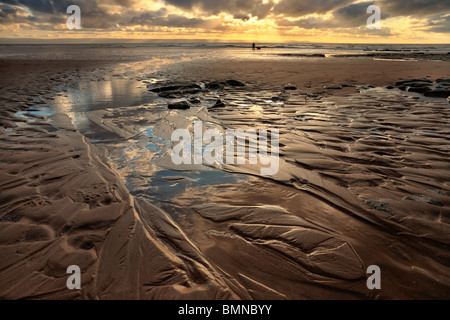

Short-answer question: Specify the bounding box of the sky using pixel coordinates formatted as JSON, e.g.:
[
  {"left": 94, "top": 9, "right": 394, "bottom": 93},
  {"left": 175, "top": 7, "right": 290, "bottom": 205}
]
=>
[{"left": 0, "top": 0, "right": 449, "bottom": 43}]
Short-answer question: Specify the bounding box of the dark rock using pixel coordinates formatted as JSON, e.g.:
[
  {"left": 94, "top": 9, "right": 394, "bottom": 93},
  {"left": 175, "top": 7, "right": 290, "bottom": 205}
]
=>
[
  {"left": 402, "top": 81, "right": 433, "bottom": 87},
  {"left": 149, "top": 82, "right": 203, "bottom": 98},
  {"left": 149, "top": 83, "right": 201, "bottom": 93},
  {"left": 211, "top": 99, "right": 226, "bottom": 108},
  {"left": 168, "top": 101, "right": 192, "bottom": 110},
  {"left": 407, "top": 86, "right": 431, "bottom": 94},
  {"left": 159, "top": 92, "right": 181, "bottom": 99},
  {"left": 225, "top": 80, "right": 245, "bottom": 87},
  {"left": 271, "top": 96, "right": 287, "bottom": 102},
  {"left": 436, "top": 78, "right": 450, "bottom": 83},
  {"left": 205, "top": 82, "right": 225, "bottom": 91},
  {"left": 424, "top": 89, "right": 450, "bottom": 98},
  {"left": 324, "top": 85, "right": 343, "bottom": 90},
  {"left": 366, "top": 199, "right": 393, "bottom": 215},
  {"left": 341, "top": 84, "right": 354, "bottom": 88},
  {"left": 189, "top": 97, "right": 201, "bottom": 104},
  {"left": 284, "top": 84, "right": 297, "bottom": 90},
  {"left": 403, "top": 195, "right": 444, "bottom": 207},
  {"left": 159, "top": 90, "right": 202, "bottom": 98},
  {"left": 276, "top": 53, "right": 325, "bottom": 58},
  {"left": 356, "top": 85, "right": 375, "bottom": 91},
  {"left": 395, "top": 78, "right": 432, "bottom": 86},
  {"left": 385, "top": 86, "right": 395, "bottom": 89}
]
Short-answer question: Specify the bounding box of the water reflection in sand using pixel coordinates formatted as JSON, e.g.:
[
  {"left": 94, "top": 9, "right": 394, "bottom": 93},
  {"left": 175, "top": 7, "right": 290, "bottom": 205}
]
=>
[{"left": 49, "top": 76, "right": 251, "bottom": 207}]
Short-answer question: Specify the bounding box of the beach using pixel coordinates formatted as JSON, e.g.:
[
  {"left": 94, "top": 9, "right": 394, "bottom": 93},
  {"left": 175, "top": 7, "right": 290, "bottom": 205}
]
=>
[{"left": 1, "top": 44, "right": 450, "bottom": 299}]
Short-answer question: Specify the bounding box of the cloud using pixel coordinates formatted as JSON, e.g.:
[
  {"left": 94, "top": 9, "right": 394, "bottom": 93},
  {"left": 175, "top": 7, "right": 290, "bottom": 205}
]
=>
[
  {"left": 277, "top": 16, "right": 335, "bottom": 29},
  {"left": 332, "top": 1, "right": 376, "bottom": 27},
  {"left": 164, "top": 0, "right": 274, "bottom": 19},
  {"left": 380, "top": 0, "right": 450, "bottom": 17},
  {"left": 130, "top": 11, "right": 207, "bottom": 28},
  {"left": 276, "top": 1, "right": 377, "bottom": 29},
  {"left": 425, "top": 13, "right": 450, "bottom": 33},
  {"left": 273, "top": 0, "right": 354, "bottom": 17}
]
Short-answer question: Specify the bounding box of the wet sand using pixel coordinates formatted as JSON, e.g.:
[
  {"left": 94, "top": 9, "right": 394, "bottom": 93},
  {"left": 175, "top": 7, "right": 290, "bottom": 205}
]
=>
[{"left": 0, "top": 56, "right": 449, "bottom": 299}]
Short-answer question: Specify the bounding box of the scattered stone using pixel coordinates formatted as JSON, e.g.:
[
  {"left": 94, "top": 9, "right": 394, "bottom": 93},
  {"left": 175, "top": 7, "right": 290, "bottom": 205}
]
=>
[
  {"left": 366, "top": 199, "right": 393, "bottom": 214},
  {"left": 356, "top": 85, "right": 375, "bottom": 91},
  {"left": 168, "top": 100, "right": 192, "bottom": 110},
  {"left": 159, "top": 92, "right": 182, "bottom": 99},
  {"left": 276, "top": 53, "right": 325, "bottom": 58},
  {"left": 424, "top": 89, "right": 450, "bottom": 98},
  {"left": 436, "top": 78, "right": 450, "bottom": 83},
  {"left": 403, "top": 195, "right": 444, "bottom": 207},
  {"left": 407, "top": 86, "right": 431, "bottom": 94},
  {"left": 225, "top": 79, "right": 245, "bottom": 87},
  {"left": 427, "top": 189, "right": 444, "bottom": 195},
  {"left": 393, "top": 78, "right": 450, "bottom": 99},
  {"left": 149, "top": 82, "right": 202, "bottom": 98},
  {"left": 211, "top": 99, "right": 226, "bottom": 108},
  {"left": 149, "top": 82, "right": 201, "bottom": 93},
  {"left": 324, "top": 85, "right": 343, "bottom": 90},
  {"left": 284, "top": 84, "right": 297, "bottom": 90},
  {"left": 189, "top": 97, "right": 202, "bottom": 104},
  {"left": 402, "top": 81, "right": 433, "bottom": 87},
  {"left": 271, "top": 96, "right": 287, "bottom": 102},
  {"left": 205, "top": 81, "right": 225, "bottom": 91},
  {"left": 395, "top": 78, "right": 432, "bottom": 86}
]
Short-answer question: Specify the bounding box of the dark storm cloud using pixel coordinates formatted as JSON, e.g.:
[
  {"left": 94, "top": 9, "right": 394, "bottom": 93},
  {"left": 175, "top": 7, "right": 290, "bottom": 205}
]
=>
[
  {"left": 130, "top": 10, "right": 206, "bottom": 28},
  {"left": 0, "top": 4, "right": 17, "bottom": 16},
  {"left": 334, "top": 1, "right": 375, "bottom": 19},
  {"left": 380, "top": 0, "right": 450, "bottom": 16},
  {"left": 164, "top": 0, "right": 273, "bottom": 19},
  {"left": 272, "top": 0, "right": 450, "bottom": 18},
  {"left": 273, "top": 0, "right": 354, "bottom": 17},
  {"left": 327, "top": 0, "right": 450, "bottom": 30},
  {"left": 332, "top": 1, "right": 376, "bottom": 27},
  {"left": 0, "top": 0, "right": 210, "bottom": 29},
  {"left": 1, "top": 0, "right": 81, "bottom": 14},
  {"left": 0, "top": 3, "right": 39, "bottom": 24},
  {"left": 276, "top": 0, "right": 450, "bottom": 30},
  {"left": 1, "top": 0, "right": 54, "bottom": 14},
  {"left": 277, "top": 16, "right": 335, "bottom": 29},
  {"left": 425, "top": 14, "right": 450, "bottom": 33},
  {"left": 275, "top": 1, "right": 376, "bottom": 29},
  {"left": 0, "top": 0, "right": 112, "bottom": 28},
  {"left": 233, "top": 13, "right": 250, "bottom": 21}
]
